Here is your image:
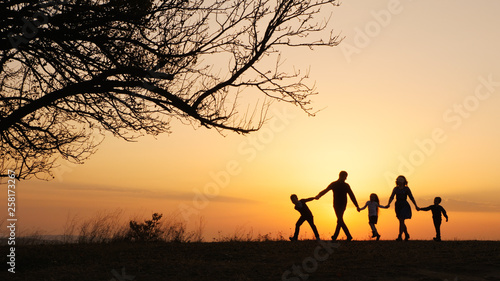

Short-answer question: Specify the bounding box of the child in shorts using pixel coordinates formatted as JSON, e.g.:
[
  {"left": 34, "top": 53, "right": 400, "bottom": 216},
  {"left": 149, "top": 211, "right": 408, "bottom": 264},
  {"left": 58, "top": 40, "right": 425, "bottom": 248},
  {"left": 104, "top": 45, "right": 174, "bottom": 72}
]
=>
[{"left": 358, "top": 193, "right": 389, "bottom": 240}]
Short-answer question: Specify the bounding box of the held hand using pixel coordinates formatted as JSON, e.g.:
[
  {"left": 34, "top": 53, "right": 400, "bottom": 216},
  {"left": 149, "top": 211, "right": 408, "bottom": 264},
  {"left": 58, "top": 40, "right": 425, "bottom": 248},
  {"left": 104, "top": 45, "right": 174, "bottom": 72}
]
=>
[
  {"left": 356, "top": 207, "right": 360, "bottom": 212},
  {"left": 446, "top": 218, "right": 449, "bottom": 222},
  {"left": 416, "top": 207, "right": 420, "bottom": 211},
  {"left": 315, "top": 195, "right": 320, "bottom": 200}
]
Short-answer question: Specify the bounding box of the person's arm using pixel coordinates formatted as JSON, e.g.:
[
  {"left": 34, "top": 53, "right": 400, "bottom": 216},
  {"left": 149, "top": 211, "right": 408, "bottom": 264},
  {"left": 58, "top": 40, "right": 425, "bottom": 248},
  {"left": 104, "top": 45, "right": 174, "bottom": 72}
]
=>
[
  {"left": 419, "top": 205, "right": 432, "bottom": 211},
  {"left": 407, "top": 187, "right": 419, "bottom": 209},
  {"left": 442, "top": 206, "right": 448, "bottom": 222},
  {"left": 347, "top": 185, "right": 360, "bottom": 209},
  {"left": 358, "top": 201, "right": 368, "bottom": 211},
  {"left": 378, "top": 202, "right": 389, "bottom": 209},
  {"left": 315, "top": 184, "right": 332, "bottom": 200},
  {"left": 387, "top": 188, "right": 396, "bottom": 206},
  {"left": 302, "top": 197, "right": 316, "bottom": 203}
]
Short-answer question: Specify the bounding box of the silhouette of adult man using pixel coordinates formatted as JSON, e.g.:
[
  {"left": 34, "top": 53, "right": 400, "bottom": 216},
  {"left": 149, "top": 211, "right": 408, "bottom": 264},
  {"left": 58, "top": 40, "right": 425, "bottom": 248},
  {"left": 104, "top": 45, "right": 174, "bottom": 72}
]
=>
[{"left": 316, "top": 171, "right": 360, "bottom": 241}]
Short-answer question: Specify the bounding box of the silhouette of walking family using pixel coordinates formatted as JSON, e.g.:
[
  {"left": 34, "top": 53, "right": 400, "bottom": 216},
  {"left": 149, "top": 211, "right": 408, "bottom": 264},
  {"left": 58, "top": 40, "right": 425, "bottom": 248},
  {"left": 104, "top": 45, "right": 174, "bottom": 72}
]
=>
[{"left": 290, "top": 171, "right": 448, "bottom": 242}]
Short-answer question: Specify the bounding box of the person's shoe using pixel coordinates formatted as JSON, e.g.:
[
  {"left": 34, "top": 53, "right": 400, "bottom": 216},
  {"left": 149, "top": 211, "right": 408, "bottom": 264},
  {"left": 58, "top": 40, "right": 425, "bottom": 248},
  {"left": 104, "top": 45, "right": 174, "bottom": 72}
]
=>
[
  {"left": 316, "top": 237, "right": 321, "bottom": 241},
  {"left": 346, "top": 236, "right": 353, "bottom": 242},
  {"left": 371, "top": 231, "right": 377, "bottom": 238},
  {"left": 404, "top": 233, "right": 410, "bottom": 241},
  {"left": 376, "top": 234, "right": 381, "bottom": 241},
  {"left": 331, "top": 235, "right": 337, "bottom": 241},
  {"left": 289, "top": 237, "right": 297, "bottom": 241},
  {"left": 396, "top": 235, "right": 402, "bottom": 241},
  {"left": 433, "top": 237, "right": 441, "bottom": 242}
]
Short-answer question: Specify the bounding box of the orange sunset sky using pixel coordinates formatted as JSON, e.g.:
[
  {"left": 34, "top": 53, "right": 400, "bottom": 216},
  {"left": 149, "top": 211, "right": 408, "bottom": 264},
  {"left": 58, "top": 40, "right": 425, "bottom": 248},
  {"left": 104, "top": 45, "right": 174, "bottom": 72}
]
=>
[{"left": 3, "top": 0, "right": 500, "bottom": 241}]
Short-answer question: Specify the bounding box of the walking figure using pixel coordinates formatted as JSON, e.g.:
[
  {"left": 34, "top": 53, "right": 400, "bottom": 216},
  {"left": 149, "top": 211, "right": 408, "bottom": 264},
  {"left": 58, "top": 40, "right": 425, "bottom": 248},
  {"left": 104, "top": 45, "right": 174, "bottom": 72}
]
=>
[
  {"left": 386, "top": 175, "right": 419, "bottom": 241},
  {"left": 358, "top": 193, "right": 389, "bottom": 240},
  {"left": 418, "top": 197, "right": 448, "bottom": 241},
  {"left": 316, "top": 171, "right": 360, "bottom": 241},
  {"left": 289, "top": 194, "right": 320, "bottom": 241}
]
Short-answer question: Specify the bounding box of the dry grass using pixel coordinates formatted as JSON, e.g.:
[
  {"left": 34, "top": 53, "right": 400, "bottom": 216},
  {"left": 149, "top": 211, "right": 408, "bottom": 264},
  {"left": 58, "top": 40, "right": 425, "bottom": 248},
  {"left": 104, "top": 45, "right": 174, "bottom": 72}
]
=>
[{"left": 57, "top": 210, "right": 205, "bottom": 243}]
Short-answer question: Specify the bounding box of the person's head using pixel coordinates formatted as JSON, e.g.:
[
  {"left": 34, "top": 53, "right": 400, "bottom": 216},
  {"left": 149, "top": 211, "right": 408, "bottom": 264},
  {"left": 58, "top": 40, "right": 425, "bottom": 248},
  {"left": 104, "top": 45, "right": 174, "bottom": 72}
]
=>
[
  {"left": 434, "top": 197, "right": 442, "bottom": 205},
  {"left": 290, "top": 194, "right": 298, "bottom": 204},
  {"left": 396, "top": 175, "right": 408, "bottom": 187},
  {"left": 339, "top": 171, "right": 348, "bottom": 181},
  {"left": 370, "top": 193, "right": 379, "bottom": 204}
]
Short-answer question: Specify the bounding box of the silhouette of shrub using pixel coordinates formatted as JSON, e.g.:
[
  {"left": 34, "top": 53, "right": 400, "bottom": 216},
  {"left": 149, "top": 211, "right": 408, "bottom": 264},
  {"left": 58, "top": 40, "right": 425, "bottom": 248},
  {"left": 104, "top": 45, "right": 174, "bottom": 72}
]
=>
[{"left": 127, "top": 213, "right": 164, "bottom": 242}]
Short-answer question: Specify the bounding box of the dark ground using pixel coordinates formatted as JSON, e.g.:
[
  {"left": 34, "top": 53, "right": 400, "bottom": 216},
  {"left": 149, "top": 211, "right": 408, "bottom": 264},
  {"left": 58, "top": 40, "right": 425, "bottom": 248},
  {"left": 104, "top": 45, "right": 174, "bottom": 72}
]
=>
[{"left": 1, "top": 240, "right": 500, "bottom": 281}]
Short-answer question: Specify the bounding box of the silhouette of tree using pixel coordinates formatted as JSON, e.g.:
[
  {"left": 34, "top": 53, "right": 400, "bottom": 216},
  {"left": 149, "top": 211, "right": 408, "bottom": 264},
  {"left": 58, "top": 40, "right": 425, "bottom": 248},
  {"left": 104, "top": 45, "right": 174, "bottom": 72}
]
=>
[{"left": 0, "top": 0, "right": 341, "bottom": 179}]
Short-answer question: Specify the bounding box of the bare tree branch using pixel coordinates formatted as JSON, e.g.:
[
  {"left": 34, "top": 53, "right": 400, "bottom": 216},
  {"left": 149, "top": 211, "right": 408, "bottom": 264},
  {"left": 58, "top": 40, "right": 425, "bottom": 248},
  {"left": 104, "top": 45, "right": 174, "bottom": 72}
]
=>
[{"left": 0, "top": 0, "right": 341, "bottom": 179}]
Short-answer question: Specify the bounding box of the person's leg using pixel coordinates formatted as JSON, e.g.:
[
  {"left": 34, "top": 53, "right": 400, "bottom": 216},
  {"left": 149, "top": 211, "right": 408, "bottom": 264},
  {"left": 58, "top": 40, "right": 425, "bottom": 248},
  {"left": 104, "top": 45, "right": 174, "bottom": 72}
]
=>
[
  {"left": 291, "top": 216, "right": 306, "bottom": 241},
  {"left": 336, "top": 207, "right": 352, "bottom": 240},
  {"left": 397, "top": 218, "right": 404, "bottom": 240},
  {"left": 402, "top": 219, "right": 410, "bottom": 240},
  {"left": 434, "top": 219, "right": 441, "bottom": 241},
  {"left": 369, "top": 216, "right": 379, "bottom": 238},
  {"left": 374, "top": 225, "right": 381, "bottom": 240},
  {"left": 306, "top": 217, "right": 320, "bottom": 240},
  {"left": 403, "top": 204, "right": 412, "bottom": 240},
  {"left": 369, "top": 223, "right": 376, "bottom": 233},
  {"left": 332, "top": 207, "right": 344, "bottom": 240},
  {"left": 369, "top": 223, "right": 377, "bottom": 237}
]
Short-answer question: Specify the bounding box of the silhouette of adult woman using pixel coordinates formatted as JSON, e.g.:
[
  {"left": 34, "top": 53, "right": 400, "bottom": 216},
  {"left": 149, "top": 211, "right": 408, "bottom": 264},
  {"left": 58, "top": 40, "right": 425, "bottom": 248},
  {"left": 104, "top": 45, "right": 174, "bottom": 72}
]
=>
[{"left": 386, "top": 175, "right": 419, "bottom": 241}]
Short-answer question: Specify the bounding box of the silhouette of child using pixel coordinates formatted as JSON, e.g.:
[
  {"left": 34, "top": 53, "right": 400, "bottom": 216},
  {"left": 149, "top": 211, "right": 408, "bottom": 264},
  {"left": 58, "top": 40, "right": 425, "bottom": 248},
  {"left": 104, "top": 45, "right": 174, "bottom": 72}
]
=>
[
  {"left": 358, "top": 193, "right": 389, "bottom": 240},
  {"left": 289, "top": 194, "right": 320, "bottom": 241},
  {"left": 418, "top": 197, "right": 448, "bottom": 241}
]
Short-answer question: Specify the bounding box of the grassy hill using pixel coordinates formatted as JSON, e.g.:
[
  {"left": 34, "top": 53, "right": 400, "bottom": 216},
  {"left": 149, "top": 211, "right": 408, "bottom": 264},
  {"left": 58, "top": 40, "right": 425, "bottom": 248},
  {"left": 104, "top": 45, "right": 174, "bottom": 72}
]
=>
[{"left": 2, "top": 240, "right": 500, "bottom": 280}]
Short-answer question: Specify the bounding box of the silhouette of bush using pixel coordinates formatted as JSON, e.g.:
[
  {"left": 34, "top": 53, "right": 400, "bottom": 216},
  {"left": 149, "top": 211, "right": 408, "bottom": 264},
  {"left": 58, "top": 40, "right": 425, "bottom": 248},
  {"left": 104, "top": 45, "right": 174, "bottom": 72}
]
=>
[{"left": 127, "top": 213, "right": 164, "bottom": 242}]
